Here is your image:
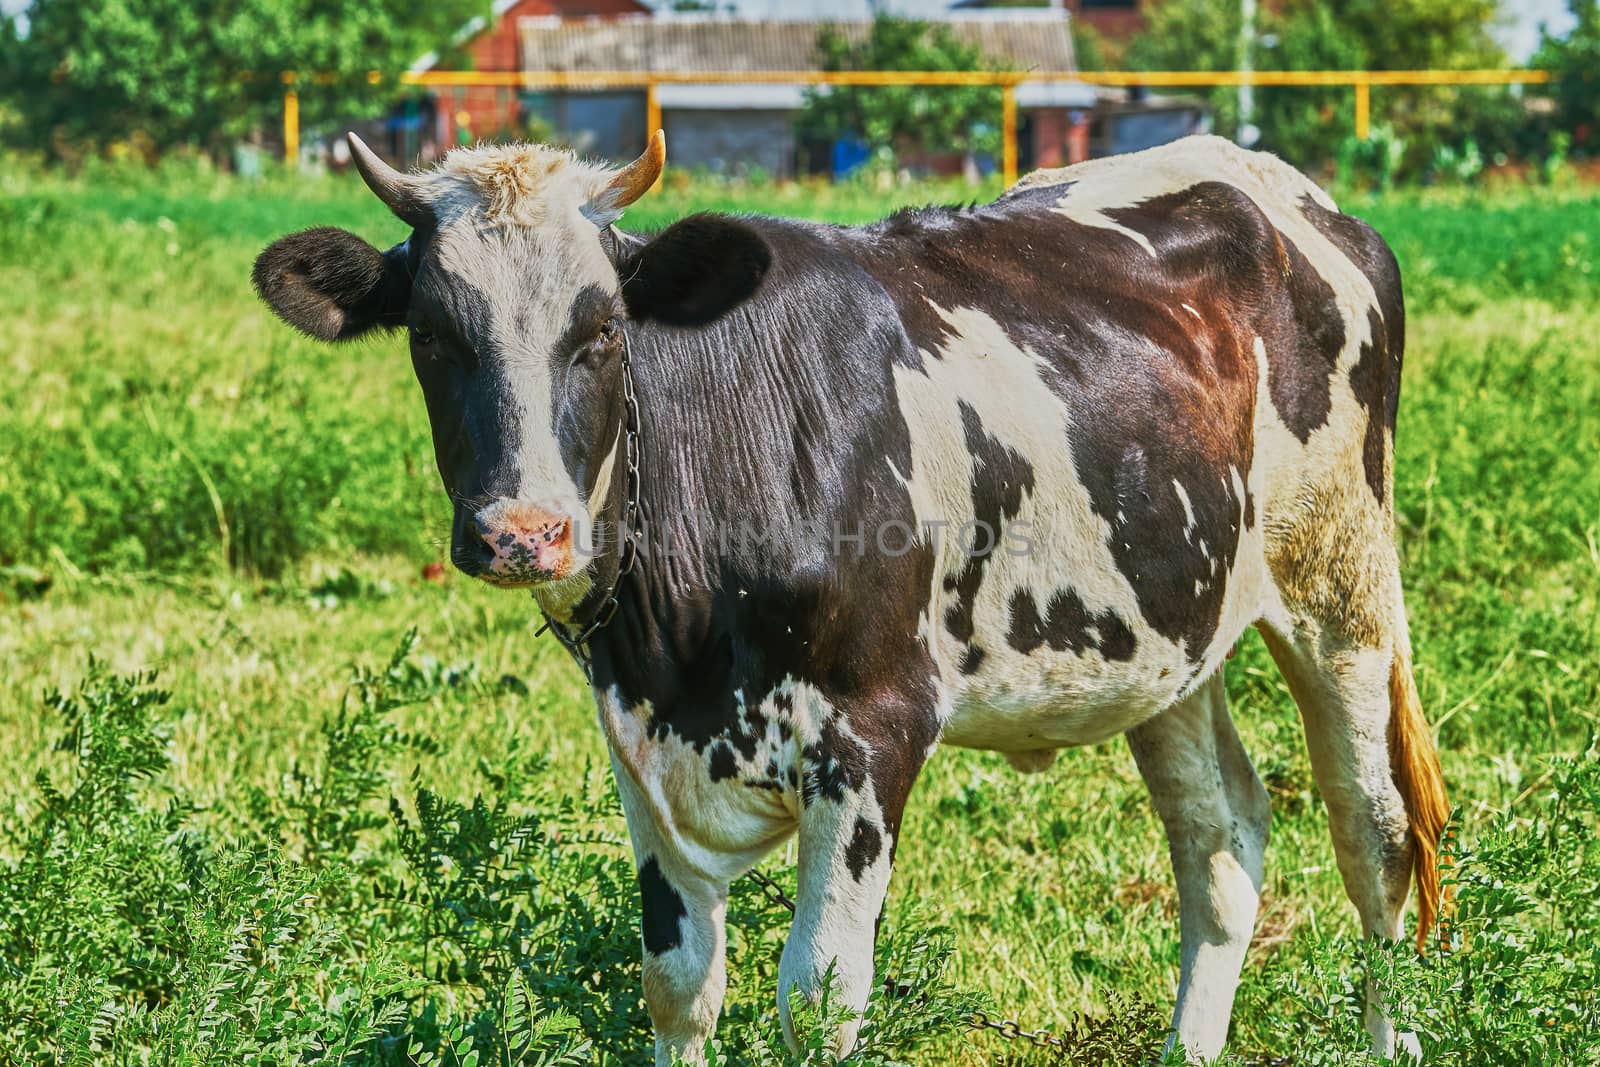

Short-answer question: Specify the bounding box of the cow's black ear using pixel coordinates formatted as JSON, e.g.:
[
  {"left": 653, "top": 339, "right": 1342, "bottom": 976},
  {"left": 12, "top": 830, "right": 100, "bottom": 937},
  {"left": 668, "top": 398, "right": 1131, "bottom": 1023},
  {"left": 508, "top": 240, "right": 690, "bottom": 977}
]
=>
[
  {"left": 252, "top": 226, "right": 410, "bottom": 341},
  {"left": 620, "top": 214, "right": 771, "bottom": 327}
]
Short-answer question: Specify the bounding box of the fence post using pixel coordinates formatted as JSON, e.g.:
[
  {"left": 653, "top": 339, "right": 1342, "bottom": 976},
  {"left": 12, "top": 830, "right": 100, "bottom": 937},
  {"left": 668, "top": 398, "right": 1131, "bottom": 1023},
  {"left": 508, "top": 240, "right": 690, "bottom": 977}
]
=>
[
  {"left": 1354, "top": 79, "right": 1371, "bottom": 140},
  {"left": 282, "top": 73, "right": 299, "bottom": 166},
  {"left": 1002, "top": 82, "right": 1018, "bottom": 186},
  {"left": 645, "top": 81, "right": 663, "bottom": 190}
]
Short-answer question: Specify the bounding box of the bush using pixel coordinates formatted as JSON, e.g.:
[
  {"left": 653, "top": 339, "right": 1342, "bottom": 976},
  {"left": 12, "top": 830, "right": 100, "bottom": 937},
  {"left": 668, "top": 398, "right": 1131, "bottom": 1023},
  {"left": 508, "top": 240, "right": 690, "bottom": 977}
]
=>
[{"left": 0, "top": 639, "right": 991, "bottom": 1066}]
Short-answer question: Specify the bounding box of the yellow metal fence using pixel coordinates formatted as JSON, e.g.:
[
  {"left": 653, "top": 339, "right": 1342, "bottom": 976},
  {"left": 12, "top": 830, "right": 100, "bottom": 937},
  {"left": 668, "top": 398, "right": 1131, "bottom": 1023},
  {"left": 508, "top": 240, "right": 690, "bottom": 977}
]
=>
[{"left": 282, "top": 68, "right": 1553, "bottom": 186}]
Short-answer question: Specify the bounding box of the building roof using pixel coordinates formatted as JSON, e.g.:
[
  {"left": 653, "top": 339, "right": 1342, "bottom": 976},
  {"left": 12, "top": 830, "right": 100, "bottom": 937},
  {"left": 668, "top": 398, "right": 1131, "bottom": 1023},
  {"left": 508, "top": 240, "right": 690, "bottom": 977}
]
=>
[
  {"left": 655, "top": 83, "right": 810, "bottom": 110},
  {"left": 518, "top": 13, "right": 1077, "bottom": 74}
]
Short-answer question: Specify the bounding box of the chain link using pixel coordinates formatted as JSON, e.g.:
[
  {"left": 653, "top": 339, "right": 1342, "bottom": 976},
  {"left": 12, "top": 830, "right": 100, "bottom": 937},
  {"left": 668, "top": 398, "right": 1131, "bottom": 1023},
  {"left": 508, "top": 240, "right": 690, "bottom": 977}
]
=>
[
  {"left": 968, "top": 1009, "right": 1069, "bottom": 1050},
  {"left": 537, "top": 329, "right": 642, "bottom": 680},
  {"left": 744, "top": 866, "right": 798, "bottom": 914}
]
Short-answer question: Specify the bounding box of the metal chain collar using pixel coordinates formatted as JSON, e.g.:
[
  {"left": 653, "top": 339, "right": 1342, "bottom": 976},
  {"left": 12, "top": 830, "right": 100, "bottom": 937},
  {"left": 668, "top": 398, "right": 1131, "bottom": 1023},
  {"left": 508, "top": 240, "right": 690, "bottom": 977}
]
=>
[
  {"left": 743, "top": 868, "right": 1291, "bottom": 1064},
  {"left": 536, "top": 329, "right": 641, "bottom": 681}
]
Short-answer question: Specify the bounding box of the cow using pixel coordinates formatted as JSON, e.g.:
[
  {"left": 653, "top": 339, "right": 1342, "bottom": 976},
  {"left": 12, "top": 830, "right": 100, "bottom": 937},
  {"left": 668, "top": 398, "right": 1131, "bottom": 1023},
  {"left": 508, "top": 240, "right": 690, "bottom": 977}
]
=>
[{"left": 252, "top": 131, "right": 1448, "bottom": 1064}]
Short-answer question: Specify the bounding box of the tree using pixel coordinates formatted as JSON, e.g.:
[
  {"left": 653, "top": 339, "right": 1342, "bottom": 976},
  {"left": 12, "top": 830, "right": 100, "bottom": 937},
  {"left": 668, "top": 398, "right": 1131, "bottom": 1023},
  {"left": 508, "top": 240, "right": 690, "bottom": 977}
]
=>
[
  {"left": 1535, "top": 1, "right": 1600, "bottom": 157},
  {"left": 0, "top": 0, "right": 488, "bottom": 161},
  {"left": 1126, "top": 0, "right": 1507, "bottom": 179},
  {"left": 798, "top": 16, "right": 1006, "bottom": 170}
]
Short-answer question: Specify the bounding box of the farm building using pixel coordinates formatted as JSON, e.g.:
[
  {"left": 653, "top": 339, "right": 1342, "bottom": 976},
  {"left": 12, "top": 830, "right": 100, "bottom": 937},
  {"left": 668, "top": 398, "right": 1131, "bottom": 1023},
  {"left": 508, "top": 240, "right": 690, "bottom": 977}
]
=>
[
  {"left": 951, "top": 0, "right": 1145, "bottom": 39},
  {"left": 374, "top": 0, "right": 1201, "bottom": 176}
]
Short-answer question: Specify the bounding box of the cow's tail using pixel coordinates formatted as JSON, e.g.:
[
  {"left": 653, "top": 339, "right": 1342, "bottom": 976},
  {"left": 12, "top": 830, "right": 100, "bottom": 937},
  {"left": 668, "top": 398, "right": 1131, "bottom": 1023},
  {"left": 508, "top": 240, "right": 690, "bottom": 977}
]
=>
[{"left": 1387, "top": 645, "right": 1451, "bottom": 952}]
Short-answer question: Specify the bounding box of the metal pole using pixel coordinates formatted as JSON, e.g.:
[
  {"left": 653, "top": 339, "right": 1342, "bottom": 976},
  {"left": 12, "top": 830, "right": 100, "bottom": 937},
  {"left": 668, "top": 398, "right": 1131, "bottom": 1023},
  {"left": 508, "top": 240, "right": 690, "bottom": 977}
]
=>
[
  {"left": 1238, "top": 0, "right": 1256, "bottom": 146},
  {"left": 645, "top": 81, "right": 662, "bottom": 191},
  {"left": 282, "top": 75, "right": 299, "bottom": 166},
  {"left": 645, "top": 81, "right": 661, "bottom": 143},
  {"left": 1002, "top": 83, "right": 1018, "bottom": 186},
  {"left": 1355, "top": 80, "right": 1371, "bottom": 140}
]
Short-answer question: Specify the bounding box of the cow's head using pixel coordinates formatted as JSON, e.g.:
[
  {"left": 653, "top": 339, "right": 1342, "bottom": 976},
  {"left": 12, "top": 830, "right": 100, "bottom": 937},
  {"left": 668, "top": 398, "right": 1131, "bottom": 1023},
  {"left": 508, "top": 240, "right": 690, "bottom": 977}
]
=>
[{"left": 252, "top": 133, "right": 769, "bottom": 611}]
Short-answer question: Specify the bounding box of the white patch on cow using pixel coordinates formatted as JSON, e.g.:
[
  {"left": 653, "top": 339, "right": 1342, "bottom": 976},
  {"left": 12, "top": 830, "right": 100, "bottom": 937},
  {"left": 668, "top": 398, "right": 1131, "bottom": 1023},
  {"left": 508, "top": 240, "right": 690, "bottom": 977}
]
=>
[
  {"left": 597, "top": 685, "right": 796, "bottom": 884},
  {"left": 1127, "top": 673, "right": 1269, "bottom": 1063},
  {"left": 1173, "top": 478, "right": 1197, "bottom": 541},
  {"left": 769, "top": 681, "right": 893, "bottom": 1060},
  {"left": 891, "top": 302, "right": 1195, "bottom": 748},
  {"left": 413, "top": 142, "right": 638, "bottom": 569}
]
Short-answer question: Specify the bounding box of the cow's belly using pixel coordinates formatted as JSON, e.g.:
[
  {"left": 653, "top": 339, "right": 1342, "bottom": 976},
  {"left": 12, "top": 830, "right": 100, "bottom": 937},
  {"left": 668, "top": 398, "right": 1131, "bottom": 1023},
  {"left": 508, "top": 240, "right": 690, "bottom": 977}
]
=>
[
  {"left": 923, "top": 506, "right": 1272, "bottom": 750},
  {"left": 930, "top": 540, "right": 1209, "bottom": 750},
  {"left": 940, "top": 642, "right": 1188, "bottom": 749}
]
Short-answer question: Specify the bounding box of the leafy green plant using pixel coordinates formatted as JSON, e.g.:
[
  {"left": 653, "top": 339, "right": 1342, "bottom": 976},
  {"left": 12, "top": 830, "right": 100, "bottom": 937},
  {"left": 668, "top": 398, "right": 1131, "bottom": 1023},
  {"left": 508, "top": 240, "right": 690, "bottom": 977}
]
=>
[
  {"left": 0, "top": 663, "right": 411, "bottom": 1066},
  {"left": 1251, "top": 745, "right": 1600, "bottom": 1064}
]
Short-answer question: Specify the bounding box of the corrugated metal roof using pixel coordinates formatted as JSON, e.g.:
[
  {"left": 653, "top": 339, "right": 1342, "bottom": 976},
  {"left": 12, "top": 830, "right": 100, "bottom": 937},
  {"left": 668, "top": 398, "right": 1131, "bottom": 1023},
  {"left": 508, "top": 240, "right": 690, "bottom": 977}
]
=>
[
  {"left": 517, "top": 15, "right": 1076, "bottom": 75},
  {"left": 656, "top": 83, "right": 809, "bottom": 110}
]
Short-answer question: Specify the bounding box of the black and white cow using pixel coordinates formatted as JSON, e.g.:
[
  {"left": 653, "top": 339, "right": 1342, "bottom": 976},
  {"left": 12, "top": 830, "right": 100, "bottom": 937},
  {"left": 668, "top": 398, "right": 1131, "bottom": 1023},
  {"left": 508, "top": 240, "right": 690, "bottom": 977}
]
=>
[{"left": 253, "top": 132, "right": 1449, "bottom": 1063}]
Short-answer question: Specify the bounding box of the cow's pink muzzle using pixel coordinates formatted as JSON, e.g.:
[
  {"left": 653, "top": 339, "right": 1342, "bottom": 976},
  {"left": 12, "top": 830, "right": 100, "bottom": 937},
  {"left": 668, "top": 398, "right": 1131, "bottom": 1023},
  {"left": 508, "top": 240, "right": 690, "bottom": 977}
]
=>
[{"left": 473, "top": 501, "right": 576, "bottom": 585}]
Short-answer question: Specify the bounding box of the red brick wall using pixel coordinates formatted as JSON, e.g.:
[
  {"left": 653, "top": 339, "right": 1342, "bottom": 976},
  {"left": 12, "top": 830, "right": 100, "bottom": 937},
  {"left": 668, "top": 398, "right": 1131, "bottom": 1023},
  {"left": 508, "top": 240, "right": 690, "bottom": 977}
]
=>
[{"left": 446, "top": 0, "right": 651, "bottom": 144}]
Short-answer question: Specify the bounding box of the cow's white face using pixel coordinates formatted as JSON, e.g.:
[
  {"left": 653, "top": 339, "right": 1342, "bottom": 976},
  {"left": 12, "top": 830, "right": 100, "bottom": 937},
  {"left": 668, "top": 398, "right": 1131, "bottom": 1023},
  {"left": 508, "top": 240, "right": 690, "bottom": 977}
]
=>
[
  {"left": 252, "top": 133, "right": 771, "bottom": 615},
  {"left": 405, "top": 144, "right": 641, "bottom": 608}
]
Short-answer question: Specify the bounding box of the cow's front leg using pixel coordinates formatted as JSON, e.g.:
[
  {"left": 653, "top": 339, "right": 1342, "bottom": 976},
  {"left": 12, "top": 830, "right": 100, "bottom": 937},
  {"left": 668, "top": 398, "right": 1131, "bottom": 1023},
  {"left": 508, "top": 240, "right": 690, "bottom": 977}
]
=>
[
  {"left": 610, "top": 761, "right": 733, "bottom": 1067},
  {"left": 636, "top": 851, "right": 729, "bottom": 1067},
  {"left": 778, "top": 688, "right": 932, "bottom": 1060}
]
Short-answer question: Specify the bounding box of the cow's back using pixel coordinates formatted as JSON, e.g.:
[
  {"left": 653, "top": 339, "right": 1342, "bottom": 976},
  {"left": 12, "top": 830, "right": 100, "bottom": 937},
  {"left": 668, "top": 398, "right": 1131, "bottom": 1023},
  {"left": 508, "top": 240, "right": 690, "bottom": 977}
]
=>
[{"left": 836, "top": 136, "right": 1405, "bottom": 748}]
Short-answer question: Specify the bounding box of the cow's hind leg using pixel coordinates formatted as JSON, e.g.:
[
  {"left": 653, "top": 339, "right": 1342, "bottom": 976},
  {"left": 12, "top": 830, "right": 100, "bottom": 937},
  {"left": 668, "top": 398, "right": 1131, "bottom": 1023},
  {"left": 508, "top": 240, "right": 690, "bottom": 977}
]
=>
[
  {"left": 1259, "top": 549, "right": 1446, "bottom": 1059},
  {"left": 1128, "top": 671, "right": 1271, "bottom": 1062}
]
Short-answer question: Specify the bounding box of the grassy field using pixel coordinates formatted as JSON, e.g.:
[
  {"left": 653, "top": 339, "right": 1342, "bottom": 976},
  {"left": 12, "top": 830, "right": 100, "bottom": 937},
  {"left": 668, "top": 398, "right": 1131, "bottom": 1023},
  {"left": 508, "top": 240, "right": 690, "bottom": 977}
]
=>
[{"left": 1, "top": 157, "right": 1598, "bottom": 1065}]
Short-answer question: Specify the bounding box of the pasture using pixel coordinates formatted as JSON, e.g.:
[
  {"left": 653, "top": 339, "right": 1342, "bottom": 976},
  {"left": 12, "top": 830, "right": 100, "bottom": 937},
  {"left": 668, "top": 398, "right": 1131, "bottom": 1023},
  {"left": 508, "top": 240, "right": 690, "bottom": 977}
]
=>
[{"left": 1, "top": 157, "right": 1597, "bottom": 1065}]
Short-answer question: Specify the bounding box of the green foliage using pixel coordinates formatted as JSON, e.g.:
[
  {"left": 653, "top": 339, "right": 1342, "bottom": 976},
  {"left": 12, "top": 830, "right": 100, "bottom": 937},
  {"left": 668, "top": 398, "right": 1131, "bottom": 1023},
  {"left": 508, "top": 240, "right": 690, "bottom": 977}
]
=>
[
  {"left": 0, "top": 664, "right": 413, "bottom": 1066},
  {"left": 1534, "top": 1, "right": 1600, "bottom": 159},
  {"left": 0, "top": 638, "right": 989, "bottom": 1066},
  {"left": 1247, "top": 749, "right": 1600, "bottom": 1063},
  {"left": 1, "top": 166, "right": 1599, "bottom": 1065},
  {"left": 0, "top": 0, "right": 488, "bottom": 160},
  {"left": 799, "top": 16, "right": 1006, "bottom": 169},
  {"left": 1128, "top": 0, "right": 1508, "bottom": 180}
]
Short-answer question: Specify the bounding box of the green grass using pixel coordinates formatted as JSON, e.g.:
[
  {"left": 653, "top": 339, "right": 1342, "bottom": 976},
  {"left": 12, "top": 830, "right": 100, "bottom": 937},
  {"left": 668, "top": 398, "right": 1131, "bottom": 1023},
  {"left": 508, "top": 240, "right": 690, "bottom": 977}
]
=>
[{"left": 1, "top": 159, "right": 1598, "bottom": 1065}]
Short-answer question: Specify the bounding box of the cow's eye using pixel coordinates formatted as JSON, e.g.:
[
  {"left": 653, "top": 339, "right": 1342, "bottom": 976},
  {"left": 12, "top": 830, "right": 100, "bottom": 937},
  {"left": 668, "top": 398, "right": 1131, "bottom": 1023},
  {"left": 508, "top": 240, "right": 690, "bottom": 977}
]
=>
[{"left": 411, "top": 324, "right": 436, "bottom": 348}]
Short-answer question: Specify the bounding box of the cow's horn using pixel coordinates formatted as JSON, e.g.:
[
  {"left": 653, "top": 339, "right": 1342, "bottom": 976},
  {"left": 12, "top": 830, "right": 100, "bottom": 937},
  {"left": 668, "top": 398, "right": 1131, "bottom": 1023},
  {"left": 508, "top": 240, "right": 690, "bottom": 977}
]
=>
[
  {"left": 347, "top": 132, "right": 431, "bottom": 226},
  {"left": 605, "top": 130, "right": 666, "bottom": 211}
]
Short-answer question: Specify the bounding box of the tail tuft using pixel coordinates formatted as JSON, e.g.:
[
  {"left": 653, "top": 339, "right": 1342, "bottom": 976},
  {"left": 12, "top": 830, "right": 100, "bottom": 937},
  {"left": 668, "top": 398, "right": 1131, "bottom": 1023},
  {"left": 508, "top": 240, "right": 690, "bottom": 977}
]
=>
[{"left": 1388, "top": 651, "right": 1451, "bottom": 952}]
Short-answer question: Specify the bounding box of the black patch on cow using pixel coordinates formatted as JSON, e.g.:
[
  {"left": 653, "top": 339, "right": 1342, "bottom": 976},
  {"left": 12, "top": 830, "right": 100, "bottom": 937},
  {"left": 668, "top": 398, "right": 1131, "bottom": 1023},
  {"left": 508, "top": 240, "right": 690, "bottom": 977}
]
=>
[
  {"left": 1347, "top": 308, "right": 1391, "bottom": 505},
  {"left": 958, "top": 645, "right": 986, "bottom": 675},
  {"left": 943, "top": 401, "right": 1035, "bottom": 645},
  {"left": 1006, "top": 588, "right": 1137, "bottom": 662},
  {"left": 638, "top": 858, "right": 687, "bottom": 955},
  {"left": 1258, "top": 230, "right": 1344, "bottom": 443},
  {"left": 1301, "top": 197, "right": 1406, "bottom": 506},
  {"left": 845, "top": 818, "right": 883, "bottom": 882},
  {"left": 621, "top": 214, "right": 773, "bottom": 327},
  {"left": 802, "top": 717, "right": 870, "bottom": 806},
  {"left": 707, "top": 742, "right": 738, "bottom": 782}
]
